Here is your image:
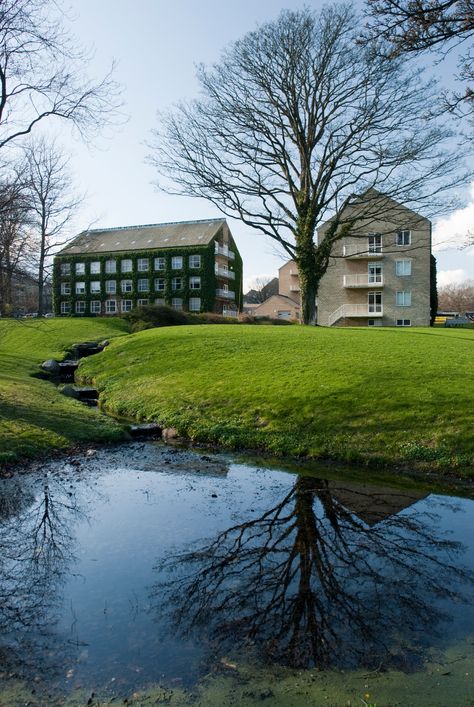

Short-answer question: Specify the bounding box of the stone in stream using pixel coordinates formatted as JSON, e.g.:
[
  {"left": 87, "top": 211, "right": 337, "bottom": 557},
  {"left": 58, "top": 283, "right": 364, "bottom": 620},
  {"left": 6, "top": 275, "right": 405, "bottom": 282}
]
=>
[
  {"left": 61, "top": 385, "right": 99, "bottom": 402},
  {"left": 41, "top": 359, "right": 61, "bottom": 374},
  {"left": 129, "top": 423, "right": 162, "bottom": 438}
]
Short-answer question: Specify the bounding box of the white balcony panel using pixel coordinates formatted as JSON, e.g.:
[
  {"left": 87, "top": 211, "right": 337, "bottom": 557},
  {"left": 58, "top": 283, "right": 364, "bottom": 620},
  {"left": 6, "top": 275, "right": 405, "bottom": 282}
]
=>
[
  {"left": 215, "top": 266, "right": 236, "bottom": 280},
  {"left": 343, "top": 274, "right": 384, "bottom": 287},
  {"left": 343, "top": 245, "right": 384, "bottom": 259},
  {"left": 216, "top": 289, "right": 235, "bottom": 299}
]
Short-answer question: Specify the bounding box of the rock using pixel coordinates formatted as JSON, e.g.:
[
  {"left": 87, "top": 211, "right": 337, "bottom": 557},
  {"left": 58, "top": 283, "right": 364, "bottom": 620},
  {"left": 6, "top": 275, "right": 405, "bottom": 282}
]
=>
[
  {"left": 162, "top": 427, "right": 179, "bottom": 441},
  {"left": 98, "top": 340, "right": 110, "bottom": 348},
  {"left": 41, "top": 359, "right": 60, "bottom": 373},
  {"left": 61, "top": 384, "right": 80, "bottom": 399}
]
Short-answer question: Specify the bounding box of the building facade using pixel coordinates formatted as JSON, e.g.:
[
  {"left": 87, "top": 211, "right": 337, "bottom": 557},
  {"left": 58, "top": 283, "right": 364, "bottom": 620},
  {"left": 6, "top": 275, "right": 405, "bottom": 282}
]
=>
[
  {"left": 252, "top": 261, "right": 301, "bottom": 320},
  {"left": 53, "top": 218, "right": 243, "bottom": 317}
]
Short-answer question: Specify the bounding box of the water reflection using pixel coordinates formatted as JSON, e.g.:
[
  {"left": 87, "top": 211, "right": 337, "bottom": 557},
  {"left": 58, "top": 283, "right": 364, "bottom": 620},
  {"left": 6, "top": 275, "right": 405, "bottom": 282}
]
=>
[{"left": 154, "top": 476, "right": 474, "bottom": 671}]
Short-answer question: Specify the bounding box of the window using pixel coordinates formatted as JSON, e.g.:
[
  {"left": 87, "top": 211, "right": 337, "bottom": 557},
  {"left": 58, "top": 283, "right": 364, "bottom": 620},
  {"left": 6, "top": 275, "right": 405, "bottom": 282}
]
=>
[
  {"left": 60, "top": 262, "right": 71, "bottom": 276},
  {"left": 368, "top": 233, "right": 382, "bottom": 253},
  {"left": 172, "top": 297, "right": 183, "bottom": 310},
  {"left": 60, "top": 282, "right": 71, "bottom": 295},
  {"left": 189, "top": 297, "right": 201, "bottom": 312},
  {"left": 121, "top": 279, "right": 133, "bottom": 293},
  {"left": 396, "top": 291, "right": 412, "bottom": 307},
  {"left": 138, "top": 278, "right": 149, "bottom": 292},
  {"left": 105, "top": 259, "right": 116, "bottom": 274},
  {"left": 154, "top": 278, "right": 165, "bottom": 291},
  {"left": 90, "top": 281, "right": 101, "bottom": 294},
  {"left": 137, "top": 258, "right": 149, "bottom": 271},
  {"left": 60, "top": 301, "right": 71, "bottom": 314},
  {"left": 368, "top": 263, "right": 383, "bottom": 284},
  {"left": 396, "top": 319, "right": 411, "bottom": 326},
  {"left": 189, "top": 276, "right": 201, "bottom": 290},
  {"left": 396, "top": 230, "right": 411, "bottom": 246},
  {"left": 137, "top": 298, "right": 149, "bottom": 307},
  {"left": 105, "top": 300, "right": 117, "bottom": 314},
  {"left": 105, "top": 280, "right": 116, "bottom": 294},
  {"left": 154, "top": 257, "right": 165, "bottom": 270},
  {"left": 75, "top": 301, "right": 86, "bottom": 314},
  {"left": 75, "top": 282, "right": 86, "bottom": 294},
  {"left": 368, "top": 319, "right": 375, "bottom": 326},
  {"left": 90, "top": 301, "right": 101, "bottom": 314},
  {"left": 121, "top": 259, "right": 133, "bottom": 273},
  {"left": 396, "top": 260, "right": 412, "bottom": 276},
  {"left": 172, "top": 277, "right": 182, "bottom": 290},
  {"left": 171, "top": 256, "right": 183, "bottom": 270},
  {"left": 121, "top": 299, "right": 133, "bottom": 312},
  {"left": 189, "top": 254, "right": 201, "bottom": 268},
  {"left": 368, "top": 291, "right": 382, "bottom": 313},
  {"left": 90, "top": 261, "right": 101, "bottom": 274},
  {"left": 75, "top": 262, "right": 85, "bottom": 275},
  {"left": 223, "top": 283, "right": 229, "bottom": 292},
  {"left": 155, "top": 298, "right": 165, "bottom": 306}
]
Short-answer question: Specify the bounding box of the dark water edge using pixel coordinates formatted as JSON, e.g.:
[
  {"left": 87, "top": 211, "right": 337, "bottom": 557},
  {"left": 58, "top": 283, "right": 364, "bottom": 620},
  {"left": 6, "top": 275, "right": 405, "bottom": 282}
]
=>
[{"left": 1, "top": 441, "right": 474, "bottom": 706}]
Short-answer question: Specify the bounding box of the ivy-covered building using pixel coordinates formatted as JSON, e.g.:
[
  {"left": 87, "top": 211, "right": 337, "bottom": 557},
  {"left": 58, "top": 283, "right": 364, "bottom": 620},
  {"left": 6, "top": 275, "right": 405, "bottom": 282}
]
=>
[{"left": 53, "top": 218, "right": 243, "bottom": 317}]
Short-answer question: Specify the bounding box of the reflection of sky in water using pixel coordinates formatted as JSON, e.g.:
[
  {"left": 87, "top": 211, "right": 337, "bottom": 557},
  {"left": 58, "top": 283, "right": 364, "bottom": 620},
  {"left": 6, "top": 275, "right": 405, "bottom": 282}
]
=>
[{"left": 0, "top": 442, "right": 473, "bottom": 695}]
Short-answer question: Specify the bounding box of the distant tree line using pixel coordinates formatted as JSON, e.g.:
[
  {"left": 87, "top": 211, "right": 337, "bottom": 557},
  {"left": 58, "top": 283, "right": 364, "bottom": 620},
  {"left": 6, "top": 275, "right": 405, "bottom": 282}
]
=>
[{"left": 438, "top": 279, "right": 474, "bottom": 312}]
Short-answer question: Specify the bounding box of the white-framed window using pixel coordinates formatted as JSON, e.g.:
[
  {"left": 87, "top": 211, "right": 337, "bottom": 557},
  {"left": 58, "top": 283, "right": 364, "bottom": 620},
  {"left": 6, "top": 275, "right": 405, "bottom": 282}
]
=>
[
  {"left": 105, "top": 259, "right": 116, "bottom": 274},
  {"left": 90, "top": 281, "right": 101, "bottom": 294},
  {"left": 368, "top": 291, "right": 382, "bottom": 313},
  {"left": 154, "top": 278, "right": 165, "bottom": 291},
  {"left": 155, "top": 298, "right": 165, "bottom": 306},
  {"left": 90, "top": 261, "right": 101, "bottom": 274},
  {"left": 75, "top": 262, "right": 85, "bottom": 275},
  {"left": 396, "top": 259, "right": 412, "bottom": 276},
  {"left": 171, "top": 256, "right": 183, "bottom": 270},
  {"left": 172, "top": 276, "right": 182, "bottom": 290},
  {"left": 171, "top": 297, "right": 183, "bottom": 310},
  {"left": 121, "top": 279, "right": 133, "bottom": 293},
  {"left": 189, "top": 297, "right": 201, "bottom": 312},
  {"left": 189, "top": 254, "right": 201, "bottom": 268},
  {"left": 137, "top": 298, "right": 149, "bottom": 307},
  {"left": 75, "top": 301, "right": 86, "bottom": 314},
  {"left": 121, "top": 299, "right": 133, "bottom": 312},
  {"left": 75, "top": 281, "right": 86, "bottom": 294},
  {"left": 368, "top": 233, "right": 382, "bottom": 253},
  {"left": 60, "top": 301, "right": 71, "bottom": 314},
  {"left": 396, "top": 291, "right": 412, "bottom": 307},
  {"left": 121, "top": 259, "right": 133, "bottom": 273},
  {"left": 138, "top": 278, "right": 149, "bottom": 292},
  {"left": 396, "top": 230, "right": 411, "bottom": 246},
  {"left": 90, "top": 300, "right": 101, "bottom": 314},
  {"left": 105, "top": 280, "right": 116, "bottom": 294},
  {"left": 60, "top": 282, "right": 71, "bottom": 295},
  {"left": 223, "top": 283, "right": 229, "bottom": 292},
  {"left": 368, "top": 263, "right": 383, "bottom": 283},
  {"left": 60, "top": 262, "right": 71, "bottom": 276},
  {"left": 105, "top": 300, "right": 117, "bottom": 314},
  {"left": 154, "top": 257, "right": 165, "bottom": 270},
  {"left": 137, "top": 258, "right": 149, "bottom": 271},
  {"left": 396, "top": 319, "right": 411, "bottom": 326},
  {"left": 189, "top": 276, "right": 201, "bottom": 290}
]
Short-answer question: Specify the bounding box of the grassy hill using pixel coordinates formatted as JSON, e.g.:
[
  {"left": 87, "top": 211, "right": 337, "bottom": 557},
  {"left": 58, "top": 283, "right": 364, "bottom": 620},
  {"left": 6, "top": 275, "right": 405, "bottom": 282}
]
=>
[
  {"left": 0, "top": 318, "right": 129, "bottom": 467},
  {"left": 78, "top": 324, "right": 474, "bottom": 474}
]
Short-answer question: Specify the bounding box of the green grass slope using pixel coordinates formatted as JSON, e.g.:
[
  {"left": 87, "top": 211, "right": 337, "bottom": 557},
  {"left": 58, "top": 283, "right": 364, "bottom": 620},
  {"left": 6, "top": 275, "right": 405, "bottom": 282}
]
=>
[
  {"left": 78, "top": 324, "right": 474, "bottom": 473},
  {"left": 0, "top": 318, "right": 129, "bottom": 467}
]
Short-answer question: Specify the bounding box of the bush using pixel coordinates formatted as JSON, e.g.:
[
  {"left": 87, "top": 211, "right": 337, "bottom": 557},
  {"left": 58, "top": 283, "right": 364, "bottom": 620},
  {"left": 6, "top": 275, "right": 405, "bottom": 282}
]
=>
[{"left": 125, "top": 304, "right": 239, "bottom": 332}]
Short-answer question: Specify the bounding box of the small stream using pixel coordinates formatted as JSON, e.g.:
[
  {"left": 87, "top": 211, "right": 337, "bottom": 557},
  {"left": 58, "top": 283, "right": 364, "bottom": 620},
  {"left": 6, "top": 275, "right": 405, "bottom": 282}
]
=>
[{"left": 0, "top": 442, "right": 474, "bottom": 704}]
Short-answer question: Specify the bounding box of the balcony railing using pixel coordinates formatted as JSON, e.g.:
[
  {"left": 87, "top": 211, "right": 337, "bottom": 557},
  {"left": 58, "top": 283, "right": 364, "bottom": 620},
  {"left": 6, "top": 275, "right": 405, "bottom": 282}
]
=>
[
  {"left": 215, "top": 244, "right": 235, "bottom": 260},
  {"left": 343, "top": 245, "right": 384, "bottom": 259},
  {"left": 289, "top": 284, "right": 300, "bottom": 292},
  {"left": 215, "top": 266, "right": 235, "bottom": 280},
  {"left": 327, "top": 304, "right": 383, "bottom": 326},
  {"left": 216, "top": 288, "right": 235, "bottom": 299},
  {"left": 343, "top": 274, "right": 384, "bottom": 287}
]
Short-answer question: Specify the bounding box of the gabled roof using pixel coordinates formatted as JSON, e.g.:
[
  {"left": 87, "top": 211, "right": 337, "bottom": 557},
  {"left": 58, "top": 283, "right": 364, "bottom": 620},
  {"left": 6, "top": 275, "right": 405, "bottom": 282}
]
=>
[{"left": 57, "top": 218, "right": 227, "bottom": 256}]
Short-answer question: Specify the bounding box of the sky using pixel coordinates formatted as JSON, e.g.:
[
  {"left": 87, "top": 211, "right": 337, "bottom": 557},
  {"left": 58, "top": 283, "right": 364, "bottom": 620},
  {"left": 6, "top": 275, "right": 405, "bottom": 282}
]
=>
[{"left": 48, "top": 0, "right": 474, "bottom": 290}]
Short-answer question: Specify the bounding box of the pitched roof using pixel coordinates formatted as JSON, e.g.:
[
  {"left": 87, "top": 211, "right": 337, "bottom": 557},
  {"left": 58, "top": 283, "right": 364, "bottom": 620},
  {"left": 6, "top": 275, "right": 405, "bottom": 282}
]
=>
[{"left": 57, "top": 218, "right": 227, "bottom": 256}]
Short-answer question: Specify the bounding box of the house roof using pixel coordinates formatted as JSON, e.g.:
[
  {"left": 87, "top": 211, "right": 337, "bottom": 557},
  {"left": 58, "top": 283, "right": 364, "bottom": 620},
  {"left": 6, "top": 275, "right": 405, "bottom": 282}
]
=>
[
  {"left": 254, "top": 294, "right": 300, "bottom": 311},
  {"left": 57, "top": 218, "right": 227, "bottom": 256}
]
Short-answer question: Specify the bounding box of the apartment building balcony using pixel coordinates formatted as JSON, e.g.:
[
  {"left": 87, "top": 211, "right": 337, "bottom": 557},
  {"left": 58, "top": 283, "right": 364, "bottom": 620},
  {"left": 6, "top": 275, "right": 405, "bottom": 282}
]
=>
[
  {"left": 289, "top": 284, "right": 300, "bottom": 292},
  {"left": 215, "top": 243, "right": 235, "bottom": 260},
  {"left": 343, "top": 274, "right": 384, "bottom": 288},
  {"left": 216, "top": 288, "right": 235, "bottom": 299},
  {"left": 343, "top": 245, "right": 384, "bottom": 259},
  {"left": 215, "top": 265, "right": 235, "bottom": 280},
  {"left": 327, "top": 304, "right": 383, "bottom": 326}
]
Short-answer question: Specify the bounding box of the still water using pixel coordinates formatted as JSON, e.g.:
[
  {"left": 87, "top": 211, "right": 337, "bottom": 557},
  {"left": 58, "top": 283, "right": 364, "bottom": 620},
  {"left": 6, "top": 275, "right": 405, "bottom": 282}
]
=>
[{"left": 0, "top": 442, "right": 473, "bottom": 702}]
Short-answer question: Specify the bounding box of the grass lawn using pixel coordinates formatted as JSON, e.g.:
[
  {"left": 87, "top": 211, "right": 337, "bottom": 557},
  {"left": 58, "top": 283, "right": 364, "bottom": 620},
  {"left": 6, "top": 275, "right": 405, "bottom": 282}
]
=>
[
  {"left": 78, "top": 324, "right": 474, "bottom": 474},
  {"left": 0, "top": 317, "right": 129, "bottom": 467}
]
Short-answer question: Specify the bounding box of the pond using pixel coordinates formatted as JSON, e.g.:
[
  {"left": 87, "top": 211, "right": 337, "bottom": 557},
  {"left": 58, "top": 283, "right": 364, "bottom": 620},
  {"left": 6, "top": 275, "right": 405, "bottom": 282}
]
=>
[{"left": 0, "top": 442, "right": 473, "bottom": 706}]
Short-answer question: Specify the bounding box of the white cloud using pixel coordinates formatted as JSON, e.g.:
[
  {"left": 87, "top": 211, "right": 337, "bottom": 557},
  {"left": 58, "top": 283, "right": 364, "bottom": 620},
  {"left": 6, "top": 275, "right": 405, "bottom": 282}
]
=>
[
  {"left": 433, "top": 182, "right": 474, "bottom": 251},
  {"left": 437, "top": 269, "right": 469, "bottom": 287}
]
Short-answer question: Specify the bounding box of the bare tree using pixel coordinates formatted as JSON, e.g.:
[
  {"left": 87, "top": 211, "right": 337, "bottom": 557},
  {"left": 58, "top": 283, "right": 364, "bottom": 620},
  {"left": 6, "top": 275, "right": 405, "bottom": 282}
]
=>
[
  {"left": 23, "top": 138, "right": 81, "bottom": 315},
  {"left": 438, "top": 278, "right": 474, "bottom": 311},
  {"left": 0, "top": 0, "right": 121, "bottom": 151},
  {"left": 245, "top": 276, "right": 279, "bottom": 304},
  {"left": 149, "top": 5, "right": 465, "bottom": 324},
  {"left": 362, "top": 1, "right": 474, "bottom": 133}
]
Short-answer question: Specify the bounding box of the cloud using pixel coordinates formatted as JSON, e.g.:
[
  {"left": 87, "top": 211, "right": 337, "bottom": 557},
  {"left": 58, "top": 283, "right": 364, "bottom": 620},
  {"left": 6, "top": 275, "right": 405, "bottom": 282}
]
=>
[
  {"left": 433, "top": 182, "right": 474, "bottom": 252},
  {"left": 437, "top": 269, "right": 469, "bottom": 287}
]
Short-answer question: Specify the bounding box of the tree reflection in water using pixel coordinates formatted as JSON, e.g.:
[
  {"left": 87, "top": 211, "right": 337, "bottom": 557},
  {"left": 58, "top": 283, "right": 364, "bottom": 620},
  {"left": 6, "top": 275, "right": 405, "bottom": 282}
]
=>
[
  {"left": 154, "top": 476, "right": 474, "bottom": 671},
  {"left": 0, "top": 472, "right": 86, "bottom": 678}
]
